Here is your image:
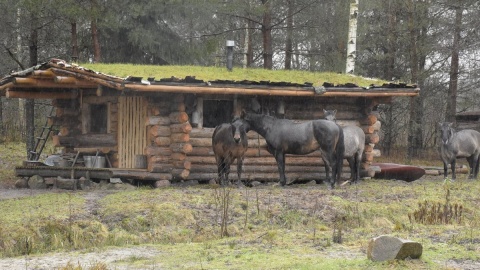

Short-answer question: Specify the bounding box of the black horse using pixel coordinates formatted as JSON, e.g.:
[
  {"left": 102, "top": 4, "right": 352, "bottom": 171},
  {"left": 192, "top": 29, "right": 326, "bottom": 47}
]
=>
[
  {"left": 439, "top": 122, "right": 480, "bottom": 180},
  {"left": 212, "top": 118, "right": 250, "bottom": 185},
  {"left": 241, "top": 111, "right": 344, "bottom": 188},
  {"left": 324, "top": 109, "right": 365, "bottom": 183}
]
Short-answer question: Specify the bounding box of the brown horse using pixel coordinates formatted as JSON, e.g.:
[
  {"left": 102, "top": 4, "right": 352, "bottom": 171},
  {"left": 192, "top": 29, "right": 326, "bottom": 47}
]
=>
[{"left": 212, "top": 118, "right": 250, "bottom": 185}]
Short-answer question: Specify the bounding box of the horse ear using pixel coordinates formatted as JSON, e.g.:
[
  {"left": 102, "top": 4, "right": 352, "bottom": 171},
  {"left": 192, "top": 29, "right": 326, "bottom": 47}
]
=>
[
  {"left": 323, "top": 109, "right": 327, "bottom": 113},
  {"left": 333, "top": 109, "right": 337, "bottom": 115}
]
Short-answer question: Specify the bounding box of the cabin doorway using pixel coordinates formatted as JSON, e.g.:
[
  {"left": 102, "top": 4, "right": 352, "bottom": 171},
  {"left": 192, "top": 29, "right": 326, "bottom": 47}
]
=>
[{"left": 117, "top": 96, "right": 147, "bottom": 168}]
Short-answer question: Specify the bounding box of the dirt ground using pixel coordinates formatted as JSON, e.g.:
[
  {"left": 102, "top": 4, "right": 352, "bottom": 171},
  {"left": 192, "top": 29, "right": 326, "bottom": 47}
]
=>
[{"left": 1, "top": 177, "right": 480, "bottom": 269}]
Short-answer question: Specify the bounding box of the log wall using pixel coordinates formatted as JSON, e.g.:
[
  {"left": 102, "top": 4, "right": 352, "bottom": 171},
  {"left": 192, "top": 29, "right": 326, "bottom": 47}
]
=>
[
  {"left": 51, "top": 93, "right": 384, "bottom": 184},
  {"left": 186, "top": 96, "right": 383, "bottom": 183}
]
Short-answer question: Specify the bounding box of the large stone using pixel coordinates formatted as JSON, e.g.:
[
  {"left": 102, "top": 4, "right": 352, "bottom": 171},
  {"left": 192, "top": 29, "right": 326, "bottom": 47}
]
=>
[
  {"left": 28, "top": 175, "right": 47, "bottom": 189},
  {"left": 367, "top": 235, "right": 422, "bottom": 261}
]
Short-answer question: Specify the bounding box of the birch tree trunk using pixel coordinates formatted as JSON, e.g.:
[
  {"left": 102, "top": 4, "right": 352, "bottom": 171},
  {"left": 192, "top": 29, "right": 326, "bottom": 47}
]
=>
[{"left": 345, "top": 0, "right": 359, "bottom": 74}]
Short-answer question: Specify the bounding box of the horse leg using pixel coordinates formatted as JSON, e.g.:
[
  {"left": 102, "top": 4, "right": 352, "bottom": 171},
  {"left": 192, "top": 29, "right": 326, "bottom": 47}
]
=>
[
  {"left": 237, "top": 157, "right": 244, "bottom": 186},
  {"left": 321, "top": 157, "right": 331, "bottom": 186},
  {"left": 443, "top": 161, "right": 448, "bottom": 179},
  {"left": 274, "top": 151, "right": 287, "bottom": 186},
  {"left": 225, "top": 163, "right": 231, "bottom": 185},
  {"left": 451, "top": 159, "right": 456, "bottom": 181},
  {"left": 346, "top": 157, "right": 355, "bottom": 183},
  {"left": 466, "top": 156, "right": 474, "bottom": 179},
  {"left": 473, "top": 154, "right": 480, "bottom": 179},
  {"left": 216, "top": 157, "right": 224, "bottom": 185}
]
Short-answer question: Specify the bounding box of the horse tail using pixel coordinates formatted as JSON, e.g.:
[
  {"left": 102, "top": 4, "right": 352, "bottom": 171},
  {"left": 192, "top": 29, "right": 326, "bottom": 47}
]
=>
[{"left": 335, "top": 126, "right": 345, "bottom": 182}]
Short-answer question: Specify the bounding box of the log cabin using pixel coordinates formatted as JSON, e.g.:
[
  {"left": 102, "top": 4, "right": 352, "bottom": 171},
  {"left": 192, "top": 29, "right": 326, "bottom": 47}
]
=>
[{"left": 0, "top": 59, "right": 419, "bottom": 186}]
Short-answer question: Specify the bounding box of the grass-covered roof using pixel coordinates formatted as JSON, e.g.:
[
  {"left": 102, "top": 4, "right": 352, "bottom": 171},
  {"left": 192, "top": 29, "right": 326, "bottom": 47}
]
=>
[{"left": 81, "top": 63, "right": 387, "bottom": 87}]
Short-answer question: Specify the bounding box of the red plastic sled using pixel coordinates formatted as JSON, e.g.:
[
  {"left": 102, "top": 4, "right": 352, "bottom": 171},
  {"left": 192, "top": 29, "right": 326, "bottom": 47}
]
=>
[{"left": 372, "top": 163, "right": 426, "bottom": 182}]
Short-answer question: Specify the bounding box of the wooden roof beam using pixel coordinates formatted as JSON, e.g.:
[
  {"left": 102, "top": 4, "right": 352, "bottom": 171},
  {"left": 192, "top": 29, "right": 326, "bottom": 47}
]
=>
[
  {"left": 11, "top": 77, "right": 97, "bottom": 88},
  {"left": 6, "top": 89, "right": 78, "bottom": 99}
]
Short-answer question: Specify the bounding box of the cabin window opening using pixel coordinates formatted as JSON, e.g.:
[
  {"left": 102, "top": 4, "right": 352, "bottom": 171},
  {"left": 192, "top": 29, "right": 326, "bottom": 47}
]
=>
[
  {"left": 90, "top": 104, "right": 108, "bottom": 133},
  {"left": 203, "top": 100, "right": 233, "bottom": 128}
]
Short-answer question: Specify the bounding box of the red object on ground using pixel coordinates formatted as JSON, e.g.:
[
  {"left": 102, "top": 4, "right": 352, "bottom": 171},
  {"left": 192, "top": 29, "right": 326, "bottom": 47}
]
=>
[{"left": 372, "top": 163, "right": 426, "bottom": 182}]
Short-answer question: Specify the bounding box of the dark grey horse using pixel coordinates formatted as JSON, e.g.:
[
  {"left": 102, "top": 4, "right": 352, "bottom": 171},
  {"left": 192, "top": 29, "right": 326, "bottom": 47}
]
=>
[
  {"left": 212, "top": 118, "right": 250, "bottom": 185},
  {"left": 439, "top": 122, "right": 480, "bottom": 180},
  {"left": 324, "top": 109, "right": 365, "bottom": 183},
  {"left": 241, "top": 111, "right": 344, "bottom": 188}
]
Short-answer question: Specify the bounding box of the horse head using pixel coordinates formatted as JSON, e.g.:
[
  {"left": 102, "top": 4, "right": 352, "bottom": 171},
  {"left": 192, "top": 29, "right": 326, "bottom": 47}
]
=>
[
  {"left": 323, "top": 109, "right": 337, "bottom": 122},
  {"left": 231, "top": 117, "right": 249, "bottom": 144},
  {"left": 439, "top": 122, "right": 455, "bottom": 145}
]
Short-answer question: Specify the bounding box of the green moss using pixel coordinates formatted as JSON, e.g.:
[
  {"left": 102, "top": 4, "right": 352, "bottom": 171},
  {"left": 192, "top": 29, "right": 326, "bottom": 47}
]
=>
[{"left": 81, "top": 63, "right": 386, "bottom": 87}]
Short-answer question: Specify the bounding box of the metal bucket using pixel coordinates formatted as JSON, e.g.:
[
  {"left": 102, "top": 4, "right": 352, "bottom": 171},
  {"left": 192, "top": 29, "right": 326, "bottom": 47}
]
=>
[{"left": 84, "top": 156, "right": 106, "bottom": 168}]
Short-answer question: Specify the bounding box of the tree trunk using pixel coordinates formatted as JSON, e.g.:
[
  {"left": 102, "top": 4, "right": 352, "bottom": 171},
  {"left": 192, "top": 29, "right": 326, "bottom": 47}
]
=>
[
  {"left": 407, "top": 0, "right": 420, "bottom": 159},
  {"left": 71, "top": 21, "right": 79, "bottom": 61},
  {"left": 445, "top": 1, "right": 463, "bottom": 124},
  {"left": 345, "top": 0, "right": 359, "bottom": 74},
  {"left": 285, "top": 0, "right": 294, "bottom": 70},
  {"left": 91, "top": 20, "right": 101, "bottom": 62},
  {"left": 26, "top": 20, "right": 38, "bottom": 156},
  {"left": 261, "top": 0, "right": 273, "bottom": 69}
]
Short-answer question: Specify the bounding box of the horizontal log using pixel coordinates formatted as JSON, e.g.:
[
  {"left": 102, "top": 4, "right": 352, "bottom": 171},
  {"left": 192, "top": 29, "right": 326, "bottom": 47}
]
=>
[
  {"left": 170, "top": 122, "right": 192, "bottom": 134},
  {"left": 171, "top": 133, "right": 190, "bottom": 143},
  {"left": 365, "top": 133, "right": 380, "bottom": 144},
  {"left": 190, "top": 128, "right": 216, "bottom": 138},
  {"left": 170, "top": 152, "right": 187, "bottom": 161},
  {"left": 148, "top": 163, "right": 174, "bottom": 173},
  {"left": 149, "top": 106, "right": 170, "bottom": 116},
  {"left": 169, "top": 112, "right": 189, "bottom": 124},
  {"left": 11, "top": 77, "right": 96, "bottom": 88},
  {"left": 190, "top": 164, "right": 339, "bottom": 174},
  {"left": 188, "top": 156, "right": 350, "bottom": 166},
  {"left": 359, "top": 114, "right": 378, "bottom": 126},
  {"left": 148, "top": 156, "right": 170, "bottom": 164},
  {"left": 146, "top": 116, "right": 171, "bottom": 126},
  {"left": 189, "top": 146, "right": 271, "bottom": 157},
  {"left": 145, "top": 146, "right": 172, "bottom": 156},
  {"left": 6, "top": 90, "right": 78, "bottom": 99},
  {"left": 172, "top": 160, "right": 192, "bottom": 170},
  {"left": 189, "top": 138, "right": 212, "bottom": 147},
  {"left": 149, "top": 125, "right": 171, "bottom": 137},
  {"left": 154, "top": 136, "right": 171, "bottom": 146},
  {"left": 16, "top": 167, "right": 112, "bottom": 179},
  {"left": 285, "top": 110, "right": 364, "bottom": 120},
  {"left": 170, "top": 143, "right": 193, "bottom": 154},
  {"left": 32, "top": 70, "right": 55, "bottom": 77},
  {"left": 172, "top": 168, "right": 190, "bottom": 180},
  {"left": 361, "top": 125, "right": 375, "bottom": 134},
  {"left": 363, "top": 152, "right": 374, "bottom": 162},
  {"left": 111, "top": 170, "right": 172, "bottom": 181},
  {"left": 187, "top": 172, "right": 329, "bottom": 182}
]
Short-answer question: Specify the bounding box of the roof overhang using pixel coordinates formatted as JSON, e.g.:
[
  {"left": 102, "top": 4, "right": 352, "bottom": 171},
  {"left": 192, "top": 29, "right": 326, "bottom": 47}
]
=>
[{"left": 0, "top": 59, "right": 420, "bottom": 99}]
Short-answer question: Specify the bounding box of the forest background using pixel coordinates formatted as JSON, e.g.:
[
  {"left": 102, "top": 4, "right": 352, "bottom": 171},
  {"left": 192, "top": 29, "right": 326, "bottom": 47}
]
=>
[{"left": 0, "top": 0, "right": 479, "bottom": 159}]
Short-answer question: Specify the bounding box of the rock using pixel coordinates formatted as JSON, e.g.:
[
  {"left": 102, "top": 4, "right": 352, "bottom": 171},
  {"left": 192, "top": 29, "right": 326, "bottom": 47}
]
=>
[
  {"left": 15, "top": 178, "right": 29, "bottom": 189},
  {"left": 250, "top": 181, "right": 262, "bottom": 187},
  {"left": 208, "top": 179, "right": 217, "bottom": 185},
  {"left": 154, "top": 180, "right": 171, "bottom": 188},
  {"left": 367, "top": 235, "right": 422, "bottom": 261},
  {"left": 28, "top": 175, "right": 47, "bottom": 189}
]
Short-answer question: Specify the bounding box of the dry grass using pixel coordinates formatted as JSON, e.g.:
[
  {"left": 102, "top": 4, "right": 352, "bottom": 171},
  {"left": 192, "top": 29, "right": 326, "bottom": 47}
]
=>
[{"left": 1, "top": 143, "right": 479, "bottom": 269}]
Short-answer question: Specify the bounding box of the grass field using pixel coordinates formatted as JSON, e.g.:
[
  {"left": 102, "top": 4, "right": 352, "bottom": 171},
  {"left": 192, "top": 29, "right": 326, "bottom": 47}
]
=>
[{"left": 0, "top": 141, "right": 479, "bottom": 269}]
